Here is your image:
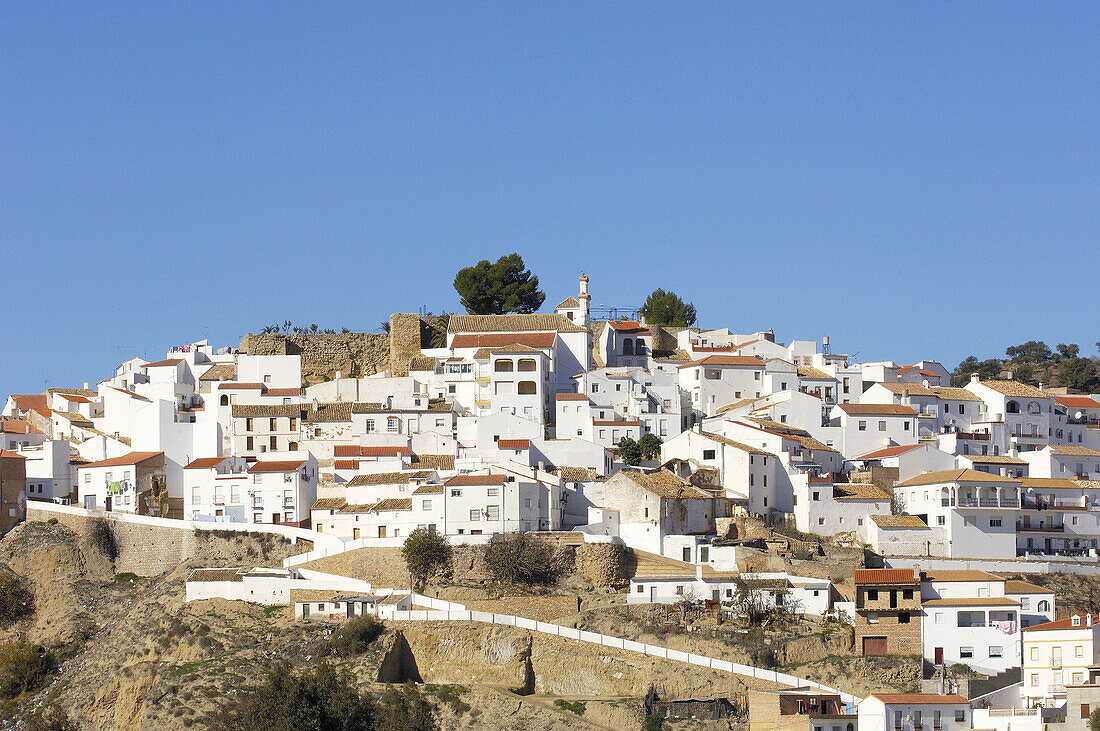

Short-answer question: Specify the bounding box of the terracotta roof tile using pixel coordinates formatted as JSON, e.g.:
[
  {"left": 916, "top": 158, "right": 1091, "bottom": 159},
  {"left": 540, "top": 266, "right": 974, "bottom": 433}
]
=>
[
  {"left": 184, "top": 457, "right": 229, "bottom": 469},
  {"left": 836, "top": 403, "right": 917, "bottom": 416},
  {"left": 870, "top": 514, "right": 928, "bottom": 528},
  {"left": 448, "top": 314, "right": 586, "bottom": 334},
  {"left": 895, "top": 468, "right": 1019, "bottom": 487},
  {"left": 445, "top": 474, "right": 506, "bottom": 486},
  {"left": 868, "top": 694, "right": 967, "bottom": 705},
  {"left": 615, "top": 469, "right": 712, "bottom": 499},
  {"left": 247, "top": 459, "right": 307, "bottom": 473},
  {"left": 677, "top": 355, "right": 764, "bottom": 369},
  {"left": 497, "top": 439, "right": 530, "bottom": 449},
  {"left": 975, "top": 380, "right": 1050, "bottom": 398},
  {"left": 143, "top": 358, "right": 184, "bottom": 368},
  {"left": 345, "top": 471, "right": 431, "bottom": 487},
  {"left": 450, "top": 332, "right": 557, "bottom": 350},
  {"left": 854, "top": 568, "right": 918, "bottom": 584},
  {"left": 858, "top": 444, "right": 925, "bottom": 460},
  {"left": 607, "top": 320, "right": 651, "bottom": 334},
  {"left": 411, "top": 454, "right": 456, "bottom": 471},
  {"left": 80, "top": 451, "right": 163, "bottom": 469}
]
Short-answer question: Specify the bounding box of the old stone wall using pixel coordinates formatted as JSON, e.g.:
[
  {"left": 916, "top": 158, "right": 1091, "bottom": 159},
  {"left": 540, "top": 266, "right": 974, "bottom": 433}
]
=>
[
  {"left": 575, "top": 543, "right": 629, "bottom": 588},
  {"left": 388, "top": 313, "right": 423, "bottom": 377},
  {"left": 238, "top": 332, "right": 391, "bottom": 383}
]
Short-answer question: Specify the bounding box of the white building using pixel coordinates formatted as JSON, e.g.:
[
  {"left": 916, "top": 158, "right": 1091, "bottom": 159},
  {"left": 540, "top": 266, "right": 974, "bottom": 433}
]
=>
[
  {"left": 856, "top": 694, "right": 970, "bottom": 731},
  {"left": 1022, "top": 613, "right": 1100, "bottom": 708}
]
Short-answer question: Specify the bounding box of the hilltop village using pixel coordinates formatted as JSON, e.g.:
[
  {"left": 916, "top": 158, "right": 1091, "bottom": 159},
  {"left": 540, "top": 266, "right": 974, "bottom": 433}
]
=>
[{"left": 4, "top": 275, "right": 1100, "bottom": 730}]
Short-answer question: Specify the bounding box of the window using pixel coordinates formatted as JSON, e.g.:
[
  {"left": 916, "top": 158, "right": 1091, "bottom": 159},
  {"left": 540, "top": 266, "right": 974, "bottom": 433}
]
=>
[
  {"left": 1031, "top": 647, "right": 1039, "bottom": 660},
  {"left": 858, "top": 420, "right": 867, "bottom": 431},
  {"left": 1083, "top": 704, "right": 1091, "bottom": 719},
  {"left": 1038, "top": 600, "right": 1050, "bottom": 612},
  {"left": 959, "top": 647, "right": 974, "bottom": 659},
  {"left": 487, "top": 488, "right": 499, "bottom": 497},
  {"left": 703, "top": 449, "right": 716, "bottom": 460},
  {"left": 469, "top": 509, "right": 480, "bottom": 521},
  {"left": 867, "top": 613, "right": 879, "bottom": 624},
  {"left": 84, "top": 473, "right": 90, "bottom": 483},
  {"left": 269, "top": 417, "right": 277, "bottom": 431},
  {"left": 954, "top": 711, "right": 964, "bottom": 723},
  {"left": 245, "top": 418, "right": 254, "bottom": 431},
  {"left": 989, "top": 646, "right": 1002, "bottom": 658},
  {"left": 898, "top": 613, "right": 910, "bottom": 624},
  {"left": 1020, "top": 597, "right": 1030, "bottom": 610},
  {"left": 937, "top": 515, "right": 945, "bottom": 526},
  {"left": 903, "top": 420, "right": 910, "bottom": 430},
  {"left": 387, "top": 418, "right": 400, "bottom": 434},
  {"left": 903, "top": 589, "right": 913, "bottom": 599},
  {"left": 1074, "top": 672, "right": 1085, "bottom": 685},
  {"left": 246, "top": 436, "right": 254, "bottom": 450},
  {"left": 878, "top": 420, "right": 887, "bottom": 431},
  {"left": 1031, "top": 673, "right": 1039, "bottom": 687},
  {"left": 818, "top": 517, "right": 825, "bottom": 526},
  {"left": 450, "top": 489, "right": 462, "bottom": 497},
  {"left": 191, "top": 487, "right": 200, "bottom": 504},
  {"left": 990, "top": 518, "right": 1002, "bottom": 527},
  {"left": 867, "top": 590, "right": 879, "bottom": 601},
  {"left": 636, "top": 584, "right": 644, "bottom": 593},
  {"left": 934, "top": 612, "right": 943, "bottom": 624},
  {"left": 421, "top": 500, "right": 432, "bottom": 510},
  {"left": 813, "top": 491, "right": 820, "bottom": 501},
  {"left": 1077, "top": 645, "right": 1085, "bottom": 657},
  {"left": 486, "top": 505, "right": 500, "bottom": 521}
]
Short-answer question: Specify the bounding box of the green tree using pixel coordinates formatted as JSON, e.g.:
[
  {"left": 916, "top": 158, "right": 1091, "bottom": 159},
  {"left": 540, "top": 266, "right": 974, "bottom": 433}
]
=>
[
  {"left": 330, "top": 615, "right": 385, "bottom": 657},
  {"left": 1005, "top": 340, "right": 1052, "bottom": 362},
  {"left": 211, "top": 662, "right": 375, "bottom": 731},
  {"left": 637, "top": 433, "right": 663, "bottom": 461},
  {"left": 950, "top": 355, "right": 1003, "bottom": 387},
  {"left": 377, "top": 682, "right": 439, "bottom": 731},
  {"left": 1059, "top": 357, "right": 1100, "bottom": 392},
  {"left": 427, "top": 313, "right": 450, "bottom": 349},
  {"left": 401, "top": 527, "right": 451, "bottom": 590},
  {"left": 453, "top": 254, "right": 545, "bottom": 315},
  {"left": 1057, "top": 343, "right": 1080, "bottom": 360},
  {"left": 483, "top": 533, "right": 564, "bottom": 585},
  {"left": 1090, "top": 707, "right": 1100, "bottom": 731},
  {"left": 617, "top": 437, "right": 643, "bottom": 466},
  {"left": 640, "top": 289, "right": 696, "bottom": 327}
]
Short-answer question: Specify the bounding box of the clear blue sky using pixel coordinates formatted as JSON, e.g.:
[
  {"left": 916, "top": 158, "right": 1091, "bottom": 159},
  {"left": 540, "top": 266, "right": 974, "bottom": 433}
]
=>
[{"left": 2, "top": 3, "right": 1098, "bottom": 396}]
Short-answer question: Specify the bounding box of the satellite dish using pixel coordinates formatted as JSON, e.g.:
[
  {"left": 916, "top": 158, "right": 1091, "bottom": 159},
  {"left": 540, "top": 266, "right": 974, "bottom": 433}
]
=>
[{"left": 1075, "top": 410, "right": 1085, "bottom": 420}]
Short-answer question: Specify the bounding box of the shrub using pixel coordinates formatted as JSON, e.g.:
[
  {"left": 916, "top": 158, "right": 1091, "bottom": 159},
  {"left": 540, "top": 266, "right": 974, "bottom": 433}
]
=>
[
  {"left": 401, "top": 528, "right": 451, "bottom": 590},
  {"left": 210, "top": 662, "right": 375, "bottom": 731},
  {"left": 330, "top": 615, "right": 385, "bottom": 657},
  {"left": 483, "top": 533, "right": 565, "bottom": 586},
  {"left": 553, "top": 699, "right": 586, "bottom": 715},
  {"left": 89, "top": 519, "right": 117, "bottom": 561},
  {"left": 643, "top": 714, "right": 665, "bottom": 731},
  {"left": 637, "top": 433, "right": 663, "bottom": 461},
  {"left": 377, "top": 682, "right": 438, "bottom": 731},
  {"left": 0, "top": 641, "right": 57, "bottom": 699},
  {"left": 46, "top": 518, "right": 58, "bottom": 526},
  {"left": 0, "top": 572, "right": 33, "bottom": 624},
  {"left": 25, "top": 704, "right": 74, "bottom": 731}
]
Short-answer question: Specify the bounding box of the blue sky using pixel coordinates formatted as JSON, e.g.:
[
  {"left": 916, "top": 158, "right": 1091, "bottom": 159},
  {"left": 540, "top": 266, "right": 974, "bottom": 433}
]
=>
[{"left": 2, "top": 3, "right": 1098, "bottom": 396}]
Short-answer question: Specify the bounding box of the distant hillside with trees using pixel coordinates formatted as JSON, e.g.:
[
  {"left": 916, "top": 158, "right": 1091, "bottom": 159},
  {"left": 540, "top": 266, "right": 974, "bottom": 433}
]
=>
[{"left": 950, "top": 340, "right": 1100, "bottom": 391}]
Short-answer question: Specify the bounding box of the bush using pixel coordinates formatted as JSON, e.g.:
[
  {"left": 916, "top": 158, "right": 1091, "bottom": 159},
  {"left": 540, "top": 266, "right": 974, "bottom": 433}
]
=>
[
  {"left": 0, "top": 572, "right": 33, "bottom": 624},
  {"left": 553, "top": 699, "right": 586, "bottom": 715},
  {"left": 46, "top": 518, "right": 58, "bottom": 525},
  {"left": 210, "top": 662, "right": 375, "bottom": 731},
  {"left": 0, "top": 641, "right": 57, "bottom": 699},
  {"left": 643, "top": 714, "right": 665, "bottom": 731},
  {"left": 330, "top": 615, "right": 385, "bottom": 657},
  {"left": 89, "top": 519, "right": 117, "bottom": 561},
  {"left": 401, "top": 527, "right": 451, "bottom": 590},
  {"left": 25, "top": 704, "right": 74, "bottom": 731},
  {"left": 483, "top": 533, "right": 566, "bottom": 586},
  {"left": 637, "top": 433, "right": 663, "bottom": 460},
  {"left": 377, "top": 682, "right": 438, "bottom": 731}
]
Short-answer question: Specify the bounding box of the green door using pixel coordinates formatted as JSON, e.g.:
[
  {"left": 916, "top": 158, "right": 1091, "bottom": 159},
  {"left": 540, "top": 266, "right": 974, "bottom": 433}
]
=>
[{"left": 302, "top": 604, "right": 309, "bottom": 619}]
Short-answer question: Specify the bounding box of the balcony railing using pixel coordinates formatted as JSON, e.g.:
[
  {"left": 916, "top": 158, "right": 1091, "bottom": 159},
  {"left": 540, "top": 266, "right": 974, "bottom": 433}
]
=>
[
  {"left": 1016, "top": 522, "right": 1065, "bottom": 532},
  {"left": 251, "top": 500, "right": 263, "bottom": 509},
  {"left": 958, "top": 497, "right": 1019, "bottom": 508},
  {"left": 283, "top": 498, "right": 294, "bottom": 508}
]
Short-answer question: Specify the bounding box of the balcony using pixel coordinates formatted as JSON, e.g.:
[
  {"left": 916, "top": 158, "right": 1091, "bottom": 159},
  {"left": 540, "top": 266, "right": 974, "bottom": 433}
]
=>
[
  {"left": 283, "top": 498, "right": 295, "bottom": 508},
  {"left": 251, "top": 500, "right": 264, "bottom": 510},
  {"left": 1016, "top": 522, "right": 1065, "bottom": 532},
  {"left": 958, "top": 497, "right": 1019, "bottom": 508}
]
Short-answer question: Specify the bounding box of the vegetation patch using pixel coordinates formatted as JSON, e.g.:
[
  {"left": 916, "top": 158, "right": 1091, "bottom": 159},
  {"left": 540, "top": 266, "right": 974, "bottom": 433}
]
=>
[
  {"left": 329, "top": 615, "right": 385, "bottom": 657},
  {"left": 483, "top": 533, "right": 568, "bottom": 586},
  {"left": 553, "top": 699, "right": 587, "bottom": 715},
  {"left": 0, "top": 641, "right": 57, "bottom": 699},
  {"left": 0, "top": 572, "right": 33, "bottom": 624},
  {"left": 89, "top": 519, "right": 117, "bottom": 561}
]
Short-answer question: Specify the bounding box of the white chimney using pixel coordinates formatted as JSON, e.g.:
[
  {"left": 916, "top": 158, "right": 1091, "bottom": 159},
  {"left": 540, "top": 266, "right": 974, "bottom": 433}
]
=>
[
  {"left": 335, "top": 370, "right": 343, "bottom": 381},
  {"left": 1089, "top": 615, "right": 1093, "bottom": 628},
  {"left": 83, "top": 382, "right": 90, "bottom": 390},
  {"left": 1038, "top": 382, "right": 1045, "bottom": 391},
  {"left": 970, "top": 373, "right": 979, "bottom": 383}
]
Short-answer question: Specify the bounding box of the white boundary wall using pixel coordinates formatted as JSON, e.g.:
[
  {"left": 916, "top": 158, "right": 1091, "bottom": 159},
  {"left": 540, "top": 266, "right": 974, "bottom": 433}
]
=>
[
  {"left": 885, "top": 556, "right": 1100, "bottom": 576},
  {"left": 389, "top": 604, "right": 861, "bottom": 705},
  {"left": 28, "top": 501, "right": 345, "bottom": 553}
]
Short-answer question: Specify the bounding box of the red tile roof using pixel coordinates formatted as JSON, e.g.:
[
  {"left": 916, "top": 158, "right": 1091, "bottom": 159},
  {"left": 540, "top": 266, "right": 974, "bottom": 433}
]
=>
[
  {"left": 184, "top": 457, "right": 229, "bottom": 469},
  {"left": 857, "top": 444, "right": 924, "bottom": 460},
  {"left": 144, "top": 358, "right": 184, "bottom": 368},
  {"left": 1056, "top": 396, "right": 1100, "bottom": 410},
  {"left": 677, "top": 355, "right": 763, "bottom": 369},
  {"left": 9, "top": 395, "right": 48, "bottom": 413},
  {"left": 450, "top": 332, "right": 557, "bottom": 350},
  {"left": 607, "top": 320, "right": 651, "bottom": 335},
  {"left": 80, "top": 451, "right": 163, "bottom": 469},
  {"left": 854, "top": 568, "right": 918, "bottom": 585},
  {"left": 333, "top": 445, "right": 410, "bottom": 457},
  {"left": 497, "top": 439, "right": 530, "bottom": 449},
  {"left": 333, "top": 459, "right": 358, "bottom": 469},
  {"left": 264, "top": 388, "right": 303, "bottom": 397},
  {"left": 0, "top": 450, "right": 27, "bottom": 460},
  {"left": 248, "top": 459, "right": 307, "bottom": 473},
  {"left": 556, "top": 393, "right": 589, "bottom": 401},
  {"left": 445, "top": 474, "right": 507, "bottom": 486},
  {"left": 111, "top": 387, "right": 151, "bottom": 401},
  {"left": 1, "top": 420, "right": 41, "bottom": 435},
  {"left": 57, "top": 393, "right": 92, "bottom": 403},
  {"left": 1023, "top": 614, "right": 1100, "bottom": 632},
  {"left": 836, "top": 403, "right": 918, "bottom": 416},
  {"left": 593, "top": 419, "right": 640, "bottom": 426},
  {"left": 218, "top": 382, "right": 264, "bottom": 390}
]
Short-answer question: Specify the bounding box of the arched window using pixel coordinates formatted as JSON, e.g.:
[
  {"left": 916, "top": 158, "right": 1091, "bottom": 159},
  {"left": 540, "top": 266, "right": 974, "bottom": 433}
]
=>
[
  {"left": 518, "top": 381, "right": 537, "bottom": 395},
  {"left": 1027, "top": 401, "right": 1041, "bottom": 415},
  {"left": 220, "top": 395, "right": 229, "bottom": 406},
  {"left": 518, "top": 358, "right": 537, "bottom": 372},
  {"left": 1006, "top": 400, "right": 1020, "bottom": 414},
  {"left": 1038, "top": 600, "right": 1050, "bottom": 612},
  {"left": 494, "top": 359, "right": 513, "bottom": 372},
  {"left": 622, "top": 338, "right": 634, "bottom": 355}
]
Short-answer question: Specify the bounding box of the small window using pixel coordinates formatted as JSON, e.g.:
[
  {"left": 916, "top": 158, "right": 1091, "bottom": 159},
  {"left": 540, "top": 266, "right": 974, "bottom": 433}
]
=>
[
  {"left": 959, "top": 647, "right": 973, "bottom": 659},
  {"left": 702, "top": 449, "right": 716, "bottom": 460},
  {"left": 989, "top": 646, "right": 1002, "bottom": 658}
]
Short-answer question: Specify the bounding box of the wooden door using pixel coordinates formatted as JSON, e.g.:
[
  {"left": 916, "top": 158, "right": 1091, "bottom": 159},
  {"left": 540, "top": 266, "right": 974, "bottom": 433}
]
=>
[
  {"left": 353, "top": 528, "right": 360, "bottom": 539},
  {"left": 935, "top": 647, "right": 944, "bottom": 665},
  {"left": 378, "top": 525, "right": 387, "bottom": 538},
  {"left": 862, "top": 636, "right": 888, "bottom": 655}
]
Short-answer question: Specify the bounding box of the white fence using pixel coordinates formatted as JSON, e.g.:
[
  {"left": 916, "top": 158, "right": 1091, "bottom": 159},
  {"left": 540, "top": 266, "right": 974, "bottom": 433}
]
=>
[
  {"left": 388, "top": 608, "right": 861, "bottom": 704},
  {"left": 27, "top": 501, "right": 346, "bottom": 553},
  {"left": 885, "top": 556, "right": 1100, "bottom": 576}
]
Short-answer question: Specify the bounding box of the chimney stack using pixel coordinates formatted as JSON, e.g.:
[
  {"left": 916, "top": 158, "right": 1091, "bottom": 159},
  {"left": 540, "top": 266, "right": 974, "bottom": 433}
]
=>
[
  {"left": 970, "top": 373, "right": 979, "bottom": 384},
  {"left": 1089, "top": 615, "right": 1093, "bottom": 628}
]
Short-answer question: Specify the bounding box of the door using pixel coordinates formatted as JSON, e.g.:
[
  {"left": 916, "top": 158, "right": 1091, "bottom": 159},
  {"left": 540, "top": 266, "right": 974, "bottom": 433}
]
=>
[
  {"left": 650, "top": 587, "right": 656, "bottom": 602},
  {"left": 862, "top": 637, "right": 888, "bottom": 655},
  {"left": 105, "top": 495, "right": 112, "bottom": 512},
  {"left": 353, "top": 528, "right": 360, "bottom": 539},
  {"left": 889, "top": 591, "right": 898, "bottom": 609},
  {"left": 302, "top": 604, "right": 309, "bottom": 619},
  {"left": 272, "top": 513, "right": 281, "bottom": 524},
  {"left": 378, "top": 526, "right": 387, "bottom": 538},
  {"left": 347, "top": 603, "right": 355, "bottom": 619},
  {"left": 935, "top": 647, "right": 944, "bottom": 665},
  {"left": 682, "top": 547, "right": 692, "bottom": 562}
]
